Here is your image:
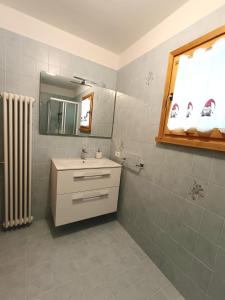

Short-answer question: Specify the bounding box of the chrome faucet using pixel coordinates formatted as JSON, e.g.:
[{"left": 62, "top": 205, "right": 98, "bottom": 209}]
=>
[{"left": 81, "top": 148, "right": 88, "bottom": 160}]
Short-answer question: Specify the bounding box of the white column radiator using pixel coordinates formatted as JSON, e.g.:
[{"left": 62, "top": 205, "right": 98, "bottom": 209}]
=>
[{"left": 1, "top": 92, "right": 35, "bottom": 228}]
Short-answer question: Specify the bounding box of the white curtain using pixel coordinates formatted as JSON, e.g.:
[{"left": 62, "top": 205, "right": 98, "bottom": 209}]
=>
[
  {"left": 167, "top": 54, "right": 191, "bottom": 131},
  {"left": 167, "top": 38, "right": 225, "bottom": 133}
]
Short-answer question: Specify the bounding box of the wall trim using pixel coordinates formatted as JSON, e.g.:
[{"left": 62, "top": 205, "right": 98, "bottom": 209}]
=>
[
  {"left": 119, "top": 0, "right": 225, "bottom": 68},
  {"left": 1, "top": 1, "right": 225, "bottom": 70},
  {"left": 0, "top": 4, "right": 119, "bottom": 70}
]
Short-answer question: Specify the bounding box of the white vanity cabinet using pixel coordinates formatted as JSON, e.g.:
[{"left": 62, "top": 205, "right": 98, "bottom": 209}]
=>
[{"left": 51, "top": 158, "right": 121, "bottom": 226}]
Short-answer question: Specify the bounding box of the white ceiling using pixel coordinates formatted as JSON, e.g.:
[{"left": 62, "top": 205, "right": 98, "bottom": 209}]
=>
[{"left": 1, "top": 0, "right": 188, "bottom": 53}]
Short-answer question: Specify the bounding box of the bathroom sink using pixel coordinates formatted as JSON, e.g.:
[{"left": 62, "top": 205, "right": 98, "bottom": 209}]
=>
[{"left": 52, "top": 158, "right": 121, "bottom": 170}]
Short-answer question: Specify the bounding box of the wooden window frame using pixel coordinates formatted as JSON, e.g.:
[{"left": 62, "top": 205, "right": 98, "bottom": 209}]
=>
[
  {"left": 156, "top": 25, "right": 225, "bottom": 152},
  {"left": 80, "top": 92, "right": 94, "bottom": 133}
]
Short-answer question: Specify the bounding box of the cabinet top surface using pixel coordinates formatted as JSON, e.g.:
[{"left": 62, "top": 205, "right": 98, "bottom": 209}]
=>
[{"left": 52, "top": 158, "right": 122, "bottom": 170}]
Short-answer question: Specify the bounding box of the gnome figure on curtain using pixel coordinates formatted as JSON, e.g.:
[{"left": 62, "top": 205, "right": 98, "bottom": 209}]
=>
[
  {"left": 186, "top": 102, "right": 193, "bottom": 118},
  {"left": 170, "top": 103, "right": 179, "bottom": 118},
  {"left": 201, "top": 99, "right": 216, "bottom": 117}
]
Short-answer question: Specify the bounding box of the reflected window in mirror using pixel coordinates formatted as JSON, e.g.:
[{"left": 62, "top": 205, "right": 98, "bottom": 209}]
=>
[{"left": 80, "top": 92, "right": 94, "bottom": 133}]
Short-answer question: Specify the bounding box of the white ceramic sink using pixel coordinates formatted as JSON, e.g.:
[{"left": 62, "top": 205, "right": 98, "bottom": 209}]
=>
[{"left": 52, "top": 158, "right": 121, "bottom": 170}]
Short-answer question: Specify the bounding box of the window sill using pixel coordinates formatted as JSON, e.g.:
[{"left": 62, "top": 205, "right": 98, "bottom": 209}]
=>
[{"left": 155, "top": 135, "right": 225, "bottom": 152}]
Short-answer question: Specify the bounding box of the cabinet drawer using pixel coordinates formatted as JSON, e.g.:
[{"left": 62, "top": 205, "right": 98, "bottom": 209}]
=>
[
  {"left": 56, "top": 167, "right": 121, "bottom": 194},
  {"left": 54, "top": 187, "right": 119, "bottom": 226}
]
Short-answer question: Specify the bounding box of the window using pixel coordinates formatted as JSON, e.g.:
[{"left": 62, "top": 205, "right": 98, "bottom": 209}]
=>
[{"left": 156, "top": 25, "right": 225, "bottom": 152}]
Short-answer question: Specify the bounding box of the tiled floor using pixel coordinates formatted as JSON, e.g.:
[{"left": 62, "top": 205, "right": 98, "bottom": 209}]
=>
[{"left": 0, "top": 217, "right": 185, "bottom": 300}]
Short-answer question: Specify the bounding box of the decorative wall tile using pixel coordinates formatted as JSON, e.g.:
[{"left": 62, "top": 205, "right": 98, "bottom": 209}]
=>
[{"left": 187, "top": 179, "right": 205, "bottom": 201}]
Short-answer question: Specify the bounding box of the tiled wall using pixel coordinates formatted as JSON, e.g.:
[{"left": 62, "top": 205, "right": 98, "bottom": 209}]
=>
[
  {"left": 1, "top": 6, "right": 225, "bottom": 300},
  {"left": 0, "top": 28, "right": 117, "bottom": 220},
  {"left": 112, "top": 5, "right": 225, "bottom": 300}
]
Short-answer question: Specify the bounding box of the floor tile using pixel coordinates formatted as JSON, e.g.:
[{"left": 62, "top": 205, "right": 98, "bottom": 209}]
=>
[{"left": 0, "top": 219, "right": 185, "bottom": 300}]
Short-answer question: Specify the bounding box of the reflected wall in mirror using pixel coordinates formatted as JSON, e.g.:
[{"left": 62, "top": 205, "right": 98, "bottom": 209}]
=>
[{"left": 39, "top": 72, "right": 116, "bottom": 138}]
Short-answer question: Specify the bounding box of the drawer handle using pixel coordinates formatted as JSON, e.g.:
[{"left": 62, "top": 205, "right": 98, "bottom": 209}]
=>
[
  {"left": 72, "top": 190, "right": 109, "bottom": 203},
  {"left": 73, "top": 170, "right": 111, "bottom": 179}
]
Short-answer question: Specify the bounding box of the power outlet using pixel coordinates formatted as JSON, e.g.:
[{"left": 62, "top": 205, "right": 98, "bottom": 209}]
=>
[{"left": 115, "top": 151, "right": 121, "bottom": 158}]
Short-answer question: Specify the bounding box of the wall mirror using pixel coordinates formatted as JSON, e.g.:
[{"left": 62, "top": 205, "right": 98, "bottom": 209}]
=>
[{"left": 39, "top": 71, "right": 116, "bottom": 138}]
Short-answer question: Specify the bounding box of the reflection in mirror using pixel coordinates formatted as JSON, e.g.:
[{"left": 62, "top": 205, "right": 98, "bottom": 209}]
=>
[
  {"left": 80, "top": 92, "right": 93, "bottom": 133},
  {"left": 47, "top": 97, "right": 79, "bottom": 135},
  {"left": 39, "top": 72, "right": 116, "bottom": 138}
]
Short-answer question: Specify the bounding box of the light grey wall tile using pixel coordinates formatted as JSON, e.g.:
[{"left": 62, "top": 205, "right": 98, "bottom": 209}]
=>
[
  {"left": 48, "top": 47, "right": 61, "bottom": 67},
  {"left": 159, "top": 257, "right": 208, "bottom": 300},
  {"left": 162, "top": 194, "right": 183, "bottom": 237},
  {"left": 5, "top": 31, "right": 22, "bottom": 75},
  {"left": 192, "top": 151, "right": 213, "bottom": 181},
  {"left": 0, "top": 167, "right": 4, "bottom": 221},
  {"left": 150, "top": 202, "right": 168, "bottom": 231},
  {"left": 180, "top": 199, "right": 203, "bottom": 231},
  {"left": 214, "top": 247, "right": 225, "bottom": 280},
  {"left": 210, "top": 153, "right": 225, "bottom": 187},
  {"left": 190, "top": 257, "right": 213, "bottom": 291},
  {"left": 0, "top": 31, "right": 5, "bottom": 68},
  {"left": 208, "top": 273, "right": 225, "bottom": 300},
  {"left": 0, "top": 68, "right": 5, "bottom": 91},
  {"left": 21, "top": 55, "right": 36, "bottom": 77},
  {"left": 175, "top": 245, "right": 193, "bottom": 276},
  {"left": 32, "top": 162, "right": 51, "bottom": 181},
  {"left": 218, "top": 221, "right": 225, "bottom": 249},
  {"left": 151, "top": 291, "right": 167, "bottom": 300},
  {"left": 160, "top": 166, "right": 192, "bottom": 198},
  {"left": 203, "top": 184, "right": 225, "bottom": 218},
  {"left": 165, "top": 210, "right": 182, "bottom": 242},
  {"left": 194, "top": 234, "right": 218, "bottom": 268},
  {"left": 161, "top": 235, "right": 177, "bottom": 262},
  {"left": 199, "top": 210, "right": 224, "bottom": 244},
  {"left": 5, "top": 71, "right": 21, "bottom": 94},
  {"left": 0, "top": 97, "right": 3, "bottom": 229},
  {"left": 179, "top": 224, "right": 198, "bottom": 253},
  {"left": 162, "top": 283, "right": 185, "bottom": 300},
  {"left": 139, "top": 143, "right": 164, "bottom": 185},
  {"left": 160, "top": 255, "right": 179, "bottom": 286},
  {"left": 21, "top": 36, "right": 49, "bottom": 64},
  {"left": 32, "top": 178, "right": 50, "bottom": 219},
  {"left": 162, "top": 236, "right": 193, "bottom": 275}
]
